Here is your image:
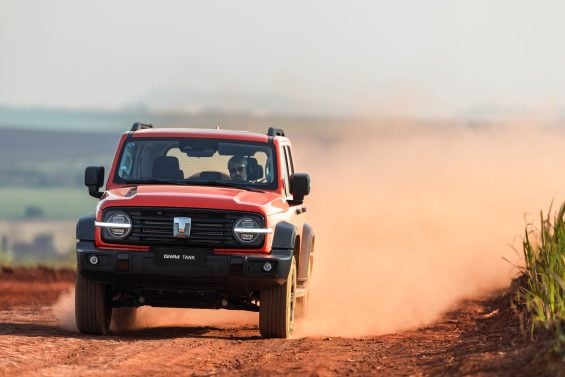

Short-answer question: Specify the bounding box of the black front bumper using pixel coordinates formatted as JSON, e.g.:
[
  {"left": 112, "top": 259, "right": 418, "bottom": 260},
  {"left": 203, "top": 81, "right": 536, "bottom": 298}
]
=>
[{"left": 76, "top": 241, "right": 293, "bottom": 311}]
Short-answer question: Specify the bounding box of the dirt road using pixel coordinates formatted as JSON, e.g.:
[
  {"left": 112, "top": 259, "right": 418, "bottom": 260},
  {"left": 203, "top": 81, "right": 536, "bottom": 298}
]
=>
[{"left": 0, "top": 268, "right": 552, "bottom": 376}]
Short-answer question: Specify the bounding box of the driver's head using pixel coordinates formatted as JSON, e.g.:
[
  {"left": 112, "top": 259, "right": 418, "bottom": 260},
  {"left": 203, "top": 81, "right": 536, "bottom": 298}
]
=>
[{"left": 228, "top": 156, "right": 248, "bottom": 181}]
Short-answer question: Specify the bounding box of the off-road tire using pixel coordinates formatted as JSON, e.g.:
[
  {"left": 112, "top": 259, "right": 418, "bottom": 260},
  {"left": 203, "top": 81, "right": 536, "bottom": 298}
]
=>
[
  {"left": 296, "top": 294, "right": 309, "bottom": 319},
  {"left": 111, "top": 307, "right": 137, "bottom": 332},
  {"left": 75, "top": 273, "right": 111, "bottom": 335},
  {"left": 297, "top": 241, "right": 314, "bottom": 318},
  {"left": 296, "top": 258, "right": 311, "bottom": 318},
  {"left": 259, "top": 257, "right": 297, "bottom": 338}
]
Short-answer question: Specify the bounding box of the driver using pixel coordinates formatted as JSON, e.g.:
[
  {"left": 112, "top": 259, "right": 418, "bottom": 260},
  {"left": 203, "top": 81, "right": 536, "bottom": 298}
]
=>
[{"left": 228, "top": 156, "right": 248, "bottom": 181}]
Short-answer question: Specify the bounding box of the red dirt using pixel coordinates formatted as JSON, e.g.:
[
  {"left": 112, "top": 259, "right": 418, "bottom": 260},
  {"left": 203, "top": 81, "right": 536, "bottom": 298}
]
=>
[
  {"left": 0, "top": 268, "right": 561, "bottom": 377},
  {"left": 0, "top": 266, "right": 75, "bottom": 307}
]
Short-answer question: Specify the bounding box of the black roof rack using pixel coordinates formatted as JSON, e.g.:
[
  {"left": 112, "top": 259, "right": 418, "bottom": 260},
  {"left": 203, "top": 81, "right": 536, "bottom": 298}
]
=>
[
  {"left": 267, "top": 127, "right": 285, "bottom": 137},
  {"left": 130, "top": 122, "right": 153, "bottom": 132}
]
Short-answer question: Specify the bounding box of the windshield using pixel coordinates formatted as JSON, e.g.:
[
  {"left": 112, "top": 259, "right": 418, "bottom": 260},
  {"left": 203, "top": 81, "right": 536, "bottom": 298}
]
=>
[{"left": 113, "top": 137, "right": 277, "bottom": 189}]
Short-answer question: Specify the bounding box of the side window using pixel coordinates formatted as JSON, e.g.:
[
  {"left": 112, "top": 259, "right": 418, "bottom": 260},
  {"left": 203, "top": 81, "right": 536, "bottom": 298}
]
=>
[
  {"left": 118, "top": 142, "right": 137, "bottom": 179},
  {"left": 285, "top": 146, "right": 295, "bottom": 176},
  {"left": 281, "top": 145, "right": 293, "bottom": 197},
  {"left": 281, "top": 147, "right": 290, "bottom": 197}
]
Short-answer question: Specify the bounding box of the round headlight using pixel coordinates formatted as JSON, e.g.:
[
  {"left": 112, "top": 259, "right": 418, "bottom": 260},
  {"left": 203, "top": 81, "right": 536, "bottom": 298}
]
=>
[
  {"left": 106, "top": 212, "right": 132, "bottom": 238},
  {"left": 233, "top": 217, "right": 259, "bottom": 243}
]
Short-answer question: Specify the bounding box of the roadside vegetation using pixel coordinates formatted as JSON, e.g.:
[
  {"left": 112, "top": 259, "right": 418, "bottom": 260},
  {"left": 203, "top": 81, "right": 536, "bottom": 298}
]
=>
[{"left": 518, "top": 202, "right": 565, "bottom": 357}]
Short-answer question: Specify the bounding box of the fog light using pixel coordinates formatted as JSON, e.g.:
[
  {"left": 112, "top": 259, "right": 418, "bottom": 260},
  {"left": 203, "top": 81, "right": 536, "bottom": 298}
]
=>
[
  {"left": 89, "top": 255, "right": 99, "bottom": 265},
  {"left": 263, "top": 262, "right": 273, "bottom": 272}
]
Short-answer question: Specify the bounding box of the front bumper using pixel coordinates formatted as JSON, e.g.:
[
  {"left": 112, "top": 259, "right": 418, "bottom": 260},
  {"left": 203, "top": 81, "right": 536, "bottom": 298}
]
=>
[{"left": 76, "top": 241, "right": 293, "bottom": 311}]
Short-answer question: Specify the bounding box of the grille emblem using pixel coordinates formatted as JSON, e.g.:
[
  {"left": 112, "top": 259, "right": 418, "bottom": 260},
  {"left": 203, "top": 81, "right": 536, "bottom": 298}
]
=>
[{"left": 173, "top": 217, "right": 192, "bottom": 238}]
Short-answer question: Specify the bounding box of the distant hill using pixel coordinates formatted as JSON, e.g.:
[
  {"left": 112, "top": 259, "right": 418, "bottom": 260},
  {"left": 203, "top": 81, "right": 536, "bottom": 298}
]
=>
[
  {"left": 0, "top": 107, "right": 341, "bottom": 187},
  {"left": 0, "top": 105, "right": 338, "bottom": 133},
  {"left": 0, "top": 128, "right": 119, "bottom": 187}
]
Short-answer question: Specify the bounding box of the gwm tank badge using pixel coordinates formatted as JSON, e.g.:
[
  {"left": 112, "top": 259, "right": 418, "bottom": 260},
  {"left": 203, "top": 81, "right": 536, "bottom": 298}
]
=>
[{"left": 173, "top": 217, "right": 192, "bottom": 238}]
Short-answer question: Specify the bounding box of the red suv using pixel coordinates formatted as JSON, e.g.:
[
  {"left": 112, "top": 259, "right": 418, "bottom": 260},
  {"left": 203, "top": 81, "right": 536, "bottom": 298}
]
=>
[{"left": 75, "top": 123, "right": 314, "bottom": 338}]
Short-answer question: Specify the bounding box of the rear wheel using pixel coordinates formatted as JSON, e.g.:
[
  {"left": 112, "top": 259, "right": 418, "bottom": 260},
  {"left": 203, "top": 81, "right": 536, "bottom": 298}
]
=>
[
  {"left": 296, "top": 293, "right": 309, "bottom": 319},
  {"left": 296, "top": 245, "right": 314, "bottom": 318},
  {"left": 259, "top": 257, "right": 297, "bottom": 338},
  {"left": 75, "top": 273, "right": 111, "bottom": 335},
  {"left": 111, "top": 307, "right": 137, "bottom": 332}
]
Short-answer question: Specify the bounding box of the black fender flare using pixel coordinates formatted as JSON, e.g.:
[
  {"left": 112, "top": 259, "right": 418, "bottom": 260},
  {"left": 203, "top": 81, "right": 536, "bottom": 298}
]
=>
[
  {"left": 76, "top": 215, "right": 96, "bottom": 241},
  {"left": 269, "top": 221, "right": 297, "bottom": 281},
  {"left": 297, "top": 223, "right": 315, "bottom": 284},
  {"left": 271, "top": 221, "right": 296, "bottom": 252}
]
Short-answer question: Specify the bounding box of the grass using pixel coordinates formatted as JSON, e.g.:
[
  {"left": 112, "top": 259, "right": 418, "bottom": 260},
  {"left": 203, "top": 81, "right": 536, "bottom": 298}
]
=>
[
  {"left": 0, "top": 186, "right": 95, "bottom": 220},
  {"left": 519, "top": 202, "right": 565, "bottom": 354}
]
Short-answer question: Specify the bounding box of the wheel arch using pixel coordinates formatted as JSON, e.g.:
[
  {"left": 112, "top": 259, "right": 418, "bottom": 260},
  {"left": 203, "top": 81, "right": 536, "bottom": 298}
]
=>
[{"left": 297, "top": 223, "right": 315, "bottom": 285}]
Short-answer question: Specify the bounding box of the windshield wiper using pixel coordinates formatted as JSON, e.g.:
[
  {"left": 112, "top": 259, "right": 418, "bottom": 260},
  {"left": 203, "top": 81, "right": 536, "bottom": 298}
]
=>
[
  {"left": 128, "top": 179, "right": 190, "bottom": 185},
  {"left": 128, "top": 178, "right": 265, "bottom": 192},
  {"left": 128, "top": 179, "right": 264, "bottom": 192},
  {"left": 186, "top": 180, "right": 265, "bottom": 193}
]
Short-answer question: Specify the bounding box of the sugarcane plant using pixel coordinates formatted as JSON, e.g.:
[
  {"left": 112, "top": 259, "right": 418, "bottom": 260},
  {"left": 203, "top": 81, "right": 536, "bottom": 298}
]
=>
[{"left": 520, "top": 202, "right": 565, "bottom": 353}]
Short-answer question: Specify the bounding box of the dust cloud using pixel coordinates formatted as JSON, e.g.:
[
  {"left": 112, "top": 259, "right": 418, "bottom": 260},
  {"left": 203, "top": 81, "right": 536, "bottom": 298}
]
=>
[
  {"left": 53, "top": 288, "right": 257, "bottom": 331},
  {"left": 293, "top": 119, "right": 565, "bottom": 337},
  {"left": 52, "top": 288, "right": 77, "bottom": 331},
  {"left": 53, "top": 119, "right": 565, "bottom": 337}
]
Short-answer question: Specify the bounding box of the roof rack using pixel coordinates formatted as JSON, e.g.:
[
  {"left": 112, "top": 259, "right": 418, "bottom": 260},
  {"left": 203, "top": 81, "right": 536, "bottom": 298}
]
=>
[
  {"left": 130, "top": 122, "right": 153, "bottom": 132},
  {"left": 267, "top": 127, "right": 285, "bottom": 137}
]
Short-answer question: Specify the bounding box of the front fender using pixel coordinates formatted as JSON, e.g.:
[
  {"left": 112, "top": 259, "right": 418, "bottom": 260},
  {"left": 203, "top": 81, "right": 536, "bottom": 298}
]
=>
[
  {"left": 271, "top": 221, "right": 296, "bottom": 251},
  {"left": 76, "top": 215, "right": 96, "bottom": 241}
]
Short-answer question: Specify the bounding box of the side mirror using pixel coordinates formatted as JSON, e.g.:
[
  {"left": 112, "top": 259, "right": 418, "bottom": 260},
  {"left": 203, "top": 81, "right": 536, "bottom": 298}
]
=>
[
  {"left": 85, "top": 166, "right": 105, "bottom": 199},
  {"left": 289, "top": 173, "right": 310, "bottom": 204}
]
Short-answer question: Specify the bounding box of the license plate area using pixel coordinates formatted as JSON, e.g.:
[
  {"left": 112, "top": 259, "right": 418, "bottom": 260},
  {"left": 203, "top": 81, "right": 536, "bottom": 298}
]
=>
[{"left": 153, "top": 248, "right": 207, "bottom": 267}]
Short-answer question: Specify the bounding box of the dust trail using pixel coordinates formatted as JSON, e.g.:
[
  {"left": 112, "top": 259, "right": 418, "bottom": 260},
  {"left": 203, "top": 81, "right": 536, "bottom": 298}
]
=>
[
  {"left": 52, "top": 288, "right": 76, "bottom": 331},
  {"left": 53, "top": 119, "right": 565, "bottom": 337},
  {"left": 133, "top": 307, "right": 256, "bottom": 329},
  {"left": 53, "top": 288, "right": 256, "bottom": 330},
  {"left": 293, "top": 120, "right": 565, "bottom": 337}
]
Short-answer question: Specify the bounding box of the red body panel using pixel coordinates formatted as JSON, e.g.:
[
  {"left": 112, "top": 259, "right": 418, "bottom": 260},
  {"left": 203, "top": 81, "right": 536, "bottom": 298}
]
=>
[{"left": 97, "top": 128, "right": 295, "bottom": 253}]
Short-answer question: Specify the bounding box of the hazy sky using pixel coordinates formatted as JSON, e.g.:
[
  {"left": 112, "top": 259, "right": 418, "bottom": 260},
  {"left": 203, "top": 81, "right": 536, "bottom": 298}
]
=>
[{"left": 1, "top": 0, "right": 564, "bottom": 117}]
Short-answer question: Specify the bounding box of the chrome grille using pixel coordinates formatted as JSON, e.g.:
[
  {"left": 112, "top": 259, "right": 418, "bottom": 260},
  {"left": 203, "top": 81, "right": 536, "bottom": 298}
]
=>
[{"left": 102, "top": 207, "right": 264, "bottom": 248}]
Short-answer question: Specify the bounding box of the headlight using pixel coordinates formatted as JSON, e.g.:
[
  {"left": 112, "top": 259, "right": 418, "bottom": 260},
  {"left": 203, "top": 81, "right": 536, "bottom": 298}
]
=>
[
  {"left": 95, "top": 211, "right": 132, "bottom": 239},
  {"left": 107, "top": 212, "right": 132, "bottom": 237},
  {"left": 233, "top": 217, "right": 259, "bottom": 243},
  {"left": 232, "top": 217, "right": 272, "bottom": 244}
]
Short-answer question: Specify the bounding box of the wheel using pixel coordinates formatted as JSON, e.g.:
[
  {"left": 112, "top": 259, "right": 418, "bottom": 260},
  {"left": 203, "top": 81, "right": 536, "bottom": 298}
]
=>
[
  {"left": 296, "top": 245, "right": 314, "bottom": 319},
  {"left": 296, "top": 261, "right": 311, "bottom": 319},
  {"left": 111, "top": 307, "right": 137, "bottom": 332},
  {"left": 259, "top": 257, "right": 297, "bottom": 338},
  {"left": 296, "top": 293, "right": 309, "bottom": 319},
  {"left": 75, "top": 273, "right": 111, "bottom": 335},
  {"left": 296, "top": 257, "right": 312, "bottom": 318}
]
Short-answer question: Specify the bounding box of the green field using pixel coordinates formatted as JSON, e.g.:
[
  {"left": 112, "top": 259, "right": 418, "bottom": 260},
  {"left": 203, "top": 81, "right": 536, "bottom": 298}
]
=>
[{"left": 0, "top": 187, "right": 94, "bottom": 220}]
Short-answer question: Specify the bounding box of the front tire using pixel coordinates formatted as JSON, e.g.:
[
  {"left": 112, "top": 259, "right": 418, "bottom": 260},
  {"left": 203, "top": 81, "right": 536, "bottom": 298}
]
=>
[
  {"left": 259, "top": 257, "right": 297, "bottom": 338},
  {"left": 75, "top": 273, "right": 111, "bottom": 335}
]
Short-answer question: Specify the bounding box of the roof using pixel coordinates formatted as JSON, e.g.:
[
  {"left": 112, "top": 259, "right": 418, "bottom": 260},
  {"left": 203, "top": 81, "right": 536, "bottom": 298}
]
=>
[{"left": 127, "top": 127, "right": 274, "bottom": 143}]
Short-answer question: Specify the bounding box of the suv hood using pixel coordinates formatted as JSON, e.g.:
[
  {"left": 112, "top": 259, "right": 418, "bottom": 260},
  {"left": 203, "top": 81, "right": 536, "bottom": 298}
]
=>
[{"left": 99, "top": 185, "right": 287, "bottom": 215}]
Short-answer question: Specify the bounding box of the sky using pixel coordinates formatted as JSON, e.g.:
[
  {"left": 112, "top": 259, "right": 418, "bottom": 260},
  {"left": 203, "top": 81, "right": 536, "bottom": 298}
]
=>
[{"left": 1, "top": 0, "right": 564, "bottom": 117}]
